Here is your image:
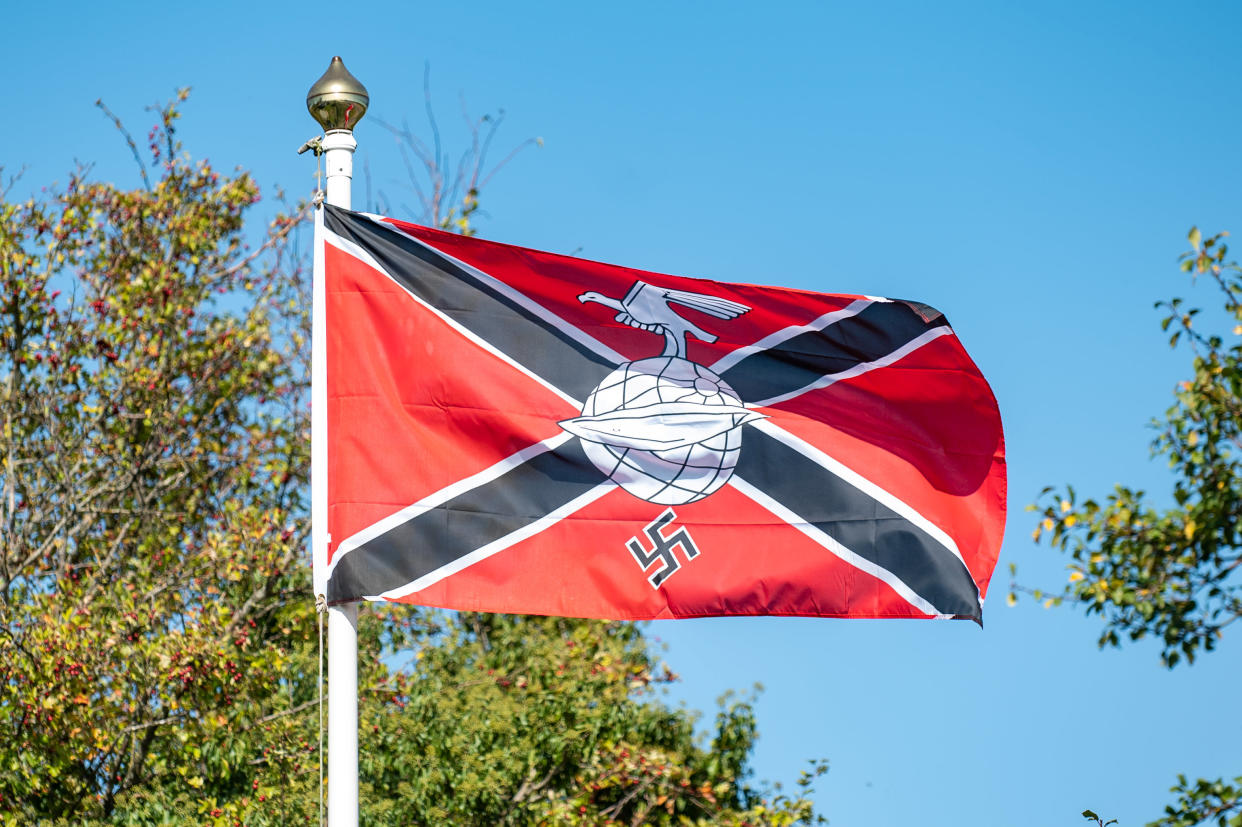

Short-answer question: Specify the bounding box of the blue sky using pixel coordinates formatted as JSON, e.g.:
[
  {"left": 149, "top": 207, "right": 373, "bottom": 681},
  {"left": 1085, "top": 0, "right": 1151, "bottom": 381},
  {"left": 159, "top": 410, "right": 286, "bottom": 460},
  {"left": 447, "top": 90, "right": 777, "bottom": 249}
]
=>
[{"left": 10, "top": 1, "right": 1241, "bottom": 823}]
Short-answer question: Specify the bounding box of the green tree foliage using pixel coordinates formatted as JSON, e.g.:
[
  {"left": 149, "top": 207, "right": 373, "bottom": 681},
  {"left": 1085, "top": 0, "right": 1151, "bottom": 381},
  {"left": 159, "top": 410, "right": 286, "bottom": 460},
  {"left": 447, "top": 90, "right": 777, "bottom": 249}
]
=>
[
  {"left": 1029, "top": 228, "right": 1242, "bottom": 827},
  {"left": 0, "top": 91, "right": 319, "bottom": 825},
  {"left": 361, "top": 612, "right": 827, "bottom": 826},
  {"left": 0, "top": 96, "right": 825, "bottom": 826}
]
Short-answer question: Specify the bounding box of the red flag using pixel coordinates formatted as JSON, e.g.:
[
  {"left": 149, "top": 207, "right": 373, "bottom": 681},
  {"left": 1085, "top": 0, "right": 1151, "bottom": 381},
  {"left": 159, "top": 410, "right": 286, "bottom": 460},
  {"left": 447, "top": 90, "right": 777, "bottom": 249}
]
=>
[{"left": 314, "top": 206, "right": 1005, "bottom": 621}]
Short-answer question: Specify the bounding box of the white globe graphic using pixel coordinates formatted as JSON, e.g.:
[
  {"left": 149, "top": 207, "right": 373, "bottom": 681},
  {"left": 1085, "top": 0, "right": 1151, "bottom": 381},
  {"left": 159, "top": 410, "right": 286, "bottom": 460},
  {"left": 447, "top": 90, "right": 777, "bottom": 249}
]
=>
[{"left": 578, "top": 357, "right": 748, "bottom": 505}]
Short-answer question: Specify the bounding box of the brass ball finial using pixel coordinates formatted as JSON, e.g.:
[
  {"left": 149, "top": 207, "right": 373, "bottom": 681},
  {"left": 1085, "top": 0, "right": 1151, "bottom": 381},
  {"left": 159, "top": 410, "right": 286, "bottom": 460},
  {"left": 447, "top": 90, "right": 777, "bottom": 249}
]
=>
[{"left": 307, "top": 56, "right": 369, "bottom": 132}]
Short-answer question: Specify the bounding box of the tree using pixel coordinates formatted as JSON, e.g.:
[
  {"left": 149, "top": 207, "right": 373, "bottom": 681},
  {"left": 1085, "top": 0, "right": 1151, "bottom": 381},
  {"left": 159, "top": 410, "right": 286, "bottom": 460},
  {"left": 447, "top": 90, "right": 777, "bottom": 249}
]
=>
[
  {"left": 0, "top": 91, "right": 320, "bottom": 825},
  {"left": 359, "top": 612, "right": 827, "bottom": 826},
  {"left": 366, "top": 63, "right": 542, "bottom": 236},
  {"left": 1028, "top": 228, "right": 1242, "bottom": 826},
  {"left": 0, "top": 94, "right": 826, "bottom": 826}
]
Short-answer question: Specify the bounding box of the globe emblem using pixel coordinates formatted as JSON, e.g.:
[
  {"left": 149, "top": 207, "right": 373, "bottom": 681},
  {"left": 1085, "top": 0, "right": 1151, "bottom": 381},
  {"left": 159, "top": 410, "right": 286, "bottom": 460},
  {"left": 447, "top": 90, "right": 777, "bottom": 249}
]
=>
[
  {"left": 563, "top": 279, "right": 759, "bottom": 504},
  {"left": 562, "top": 357, "right": 762, "bottom": 505}
]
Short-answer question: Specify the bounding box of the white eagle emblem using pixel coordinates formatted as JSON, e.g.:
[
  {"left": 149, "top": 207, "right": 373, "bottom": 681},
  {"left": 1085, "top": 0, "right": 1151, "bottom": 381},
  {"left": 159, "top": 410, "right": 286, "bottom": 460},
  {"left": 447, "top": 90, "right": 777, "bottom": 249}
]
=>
[
  {"left": 577, "top": 281, "right": 750, "bottom": 359},
  {"left": 560, "top": 281, "right": 763, "bottom": 505}
]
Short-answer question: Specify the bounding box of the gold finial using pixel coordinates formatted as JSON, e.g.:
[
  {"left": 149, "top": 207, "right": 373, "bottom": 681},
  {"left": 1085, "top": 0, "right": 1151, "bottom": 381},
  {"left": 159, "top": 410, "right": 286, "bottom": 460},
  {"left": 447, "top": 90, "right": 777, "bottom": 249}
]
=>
[{"left": 306, "top": 56, "right": 369, "bottom": 132}]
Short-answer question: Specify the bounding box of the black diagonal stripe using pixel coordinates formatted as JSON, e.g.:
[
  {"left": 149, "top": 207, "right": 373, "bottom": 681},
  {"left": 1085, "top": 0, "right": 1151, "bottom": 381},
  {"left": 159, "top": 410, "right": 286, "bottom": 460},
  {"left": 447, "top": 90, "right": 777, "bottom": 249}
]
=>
[
  {"left": 735, "top": 428, "right": 981, "bottom": 619},
  {"left": 718, "top": 300, "right": 950, "bottom": 404},
  {"left": 324, "top": 205, "right": 615, "bottom": 401},
  {"left": 326, "top": 440, "right": 608, "bottom": 603}
]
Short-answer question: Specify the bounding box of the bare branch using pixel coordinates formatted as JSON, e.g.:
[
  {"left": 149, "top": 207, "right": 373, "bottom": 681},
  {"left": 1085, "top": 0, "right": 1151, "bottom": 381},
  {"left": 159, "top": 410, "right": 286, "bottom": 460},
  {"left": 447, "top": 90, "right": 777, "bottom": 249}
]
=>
[{"left": 95, "top": 100, "right": 150, "bottom": 192}]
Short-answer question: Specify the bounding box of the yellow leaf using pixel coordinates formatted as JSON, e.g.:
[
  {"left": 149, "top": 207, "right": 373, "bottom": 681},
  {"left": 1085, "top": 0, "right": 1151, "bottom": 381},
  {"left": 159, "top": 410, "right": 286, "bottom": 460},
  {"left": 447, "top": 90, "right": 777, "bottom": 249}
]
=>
[
  {"left": 187, "top": 776, "right": 204, "bottom": 789},
  {"left": 1043, "top": 598, "right": 1055, "bottom": 609},
  {"left": 1042, "top": 518, "right": 1054, "bottom": 531},
  {"left": 1184, "top": 521, "right": 1196, "bottom": 540},
  {"left": 1068, "top": 571, "right": 1084, "bottom": 583},
  {"left": 1234, "top": 325, "right": 1242, "bottom": 335},
  {"left": 1005, "top": 593, "right": 1017, "bottom": 607},
  {"left": 1060, "top": 500, "right": 1071, "bottom": 513},
  {"left": 1064, "top": 515, "right": 1077, "bottom": 527}
]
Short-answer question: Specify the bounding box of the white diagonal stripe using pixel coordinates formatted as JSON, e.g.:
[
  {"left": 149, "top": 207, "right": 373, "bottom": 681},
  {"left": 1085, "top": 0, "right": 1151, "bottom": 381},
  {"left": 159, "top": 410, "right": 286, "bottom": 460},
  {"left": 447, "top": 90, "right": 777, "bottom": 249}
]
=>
[
  {"left": 710, "top": 298, "right": 876, "bottom": 374},
  {"left": 727, "top": 476, "right": 947, "bottom": 618},
  {"left": 326, "top": 431, "right": 579, "bottom": 576},
  {"left": 746, "top": 326, "right": 953, "bottom": 409},
  {"left": 366, "top": 214, "right": 629, "bottom": 367},
  {"left": 369, "top": 481, "right": 615, "bottom": 601},
  {"left": 322, "top": 226, "right": 583, "bottom": 411},
  {"left": 749, "top": 418, "right": 968, "bottom": 569}
]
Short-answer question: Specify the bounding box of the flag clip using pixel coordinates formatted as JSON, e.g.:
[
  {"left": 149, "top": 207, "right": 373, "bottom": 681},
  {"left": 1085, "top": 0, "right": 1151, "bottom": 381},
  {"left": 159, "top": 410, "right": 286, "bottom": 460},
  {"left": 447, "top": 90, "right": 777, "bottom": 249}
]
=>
[{"left": 297, "top": 135, "right": 325, "bottom": 156}]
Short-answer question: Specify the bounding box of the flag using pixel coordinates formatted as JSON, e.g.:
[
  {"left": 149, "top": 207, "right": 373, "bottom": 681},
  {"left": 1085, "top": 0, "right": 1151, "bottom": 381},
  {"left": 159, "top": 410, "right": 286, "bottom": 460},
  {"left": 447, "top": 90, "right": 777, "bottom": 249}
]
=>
[{"left": 313, "top": 205, "right": 1006, "bottom": 622}]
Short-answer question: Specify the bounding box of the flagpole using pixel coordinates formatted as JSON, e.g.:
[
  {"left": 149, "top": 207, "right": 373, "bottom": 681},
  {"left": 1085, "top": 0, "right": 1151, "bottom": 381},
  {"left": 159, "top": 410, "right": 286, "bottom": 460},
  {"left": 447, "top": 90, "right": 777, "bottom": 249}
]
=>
[{"left": 306, "top": 56, "right": 369, "bottom": 827}]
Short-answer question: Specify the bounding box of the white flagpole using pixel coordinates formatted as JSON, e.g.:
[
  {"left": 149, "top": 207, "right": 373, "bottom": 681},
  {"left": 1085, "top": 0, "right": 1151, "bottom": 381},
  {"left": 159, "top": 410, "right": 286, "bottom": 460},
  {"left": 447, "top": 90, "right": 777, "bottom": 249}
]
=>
[
  {"left": 322, "top": 125, "right": 358, "bottom": 827},
  {"left": 306, "top": 56, "right": 368, "bottom": 827}
]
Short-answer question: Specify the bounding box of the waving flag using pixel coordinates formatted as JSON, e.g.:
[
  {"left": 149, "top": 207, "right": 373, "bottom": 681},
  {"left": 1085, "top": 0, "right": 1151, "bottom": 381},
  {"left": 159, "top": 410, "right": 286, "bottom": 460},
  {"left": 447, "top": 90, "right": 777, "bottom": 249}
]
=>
[{"left": 313, "top": 205, "right": 1005, "bottom": 621}]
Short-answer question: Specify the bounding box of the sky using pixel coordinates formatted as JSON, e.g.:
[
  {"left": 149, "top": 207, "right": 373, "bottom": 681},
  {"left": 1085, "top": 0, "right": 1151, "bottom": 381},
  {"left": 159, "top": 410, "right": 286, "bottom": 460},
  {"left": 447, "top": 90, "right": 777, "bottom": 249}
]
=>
[{"left": 9, "top": 1, "right": 1242, "bottom": 824}]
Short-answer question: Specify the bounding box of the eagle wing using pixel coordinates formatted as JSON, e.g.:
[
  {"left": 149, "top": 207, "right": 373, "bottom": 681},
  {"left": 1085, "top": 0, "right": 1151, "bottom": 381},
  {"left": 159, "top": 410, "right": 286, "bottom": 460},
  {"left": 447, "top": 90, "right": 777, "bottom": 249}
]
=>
[{"left": 661, "top": 287, "right": 751, "bottom": 320}]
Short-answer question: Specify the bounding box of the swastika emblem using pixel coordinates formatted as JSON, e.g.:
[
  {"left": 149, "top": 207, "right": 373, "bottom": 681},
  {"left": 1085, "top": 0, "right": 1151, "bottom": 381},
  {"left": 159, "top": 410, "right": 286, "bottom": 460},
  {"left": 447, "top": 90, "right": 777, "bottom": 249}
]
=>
[{"left": 626, "top": 508, "right": 700, "bottom": 588}]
